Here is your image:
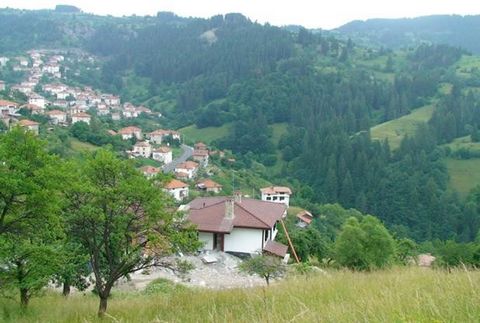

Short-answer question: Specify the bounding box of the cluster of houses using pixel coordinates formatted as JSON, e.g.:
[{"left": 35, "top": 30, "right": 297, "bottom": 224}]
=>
[{"left": 0, "top": 49, "right": 157, "bottom": 130}]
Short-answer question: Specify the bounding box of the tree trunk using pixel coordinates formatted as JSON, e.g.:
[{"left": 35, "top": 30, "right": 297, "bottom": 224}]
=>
[
  {"left": 98, "top": 296, "right": 108, "bottom": 317},
  {"left": 20, "top": 288, "right": 29, "bottom": 308},
  {"left": 265, "top": 275, "right": 270, "bottom": 286},
  {"left": 62, "top": 282, "right": 71, "bottom": 297}
]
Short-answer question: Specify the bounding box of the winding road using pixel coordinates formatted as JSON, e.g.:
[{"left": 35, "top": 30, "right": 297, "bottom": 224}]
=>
[{"left": 162, "top": 144, "right": 194, "bottom": 173}]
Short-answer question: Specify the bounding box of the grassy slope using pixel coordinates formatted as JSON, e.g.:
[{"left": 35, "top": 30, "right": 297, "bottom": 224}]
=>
[
  {"left": 2, "top": 268, "right": 480, "bottom": 322},
  {"left": 445, "top": 158, "right": 480, "bottom": 198},
  {"left": 69, "top": 138, "right": 99, "bottom": 152},
  {"left": 370, "top": 104, "right": 434, "bottom": 150},
  {"left": 179, "top": 123, "right": 231, "bottom": 145}
]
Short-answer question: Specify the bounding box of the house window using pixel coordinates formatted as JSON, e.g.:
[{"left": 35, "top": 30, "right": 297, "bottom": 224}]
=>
[
  {"left": 265, "top": 229, "right": 269, "bottom": 241},
  {"left": 266, "top": 197, "right": 271, "bottom": 201},
  {"left": 273, "top": 196, "right": 278, "bottom": 201},
  {"left": 279, "top": 196, "right": 285, "bottom": 201}
]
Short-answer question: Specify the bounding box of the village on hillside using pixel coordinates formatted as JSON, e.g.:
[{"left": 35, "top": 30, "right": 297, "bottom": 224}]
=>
[{"left": 0, "top": 49, "right": 318, "bottom": 269}]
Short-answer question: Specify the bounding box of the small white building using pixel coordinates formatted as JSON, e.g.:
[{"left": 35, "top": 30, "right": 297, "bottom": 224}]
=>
[
  {"left": 139, "top": 165, "right": 161, "bottom": 179},
  {"left": 164, "top": 179, "right": 189, "bottom": 201},
  {"left": 187, "top": 196, "right": 288, "bottom": 256},
  {"left": 260, "top": 186, "right": 292, "bottom": 207},
  {"left": 118, "top": 126, "right": 142, "bottom": 140},
  {"left": 152, "top": 146, "right": 172, "bottom": 164},
  {"left": 28, "top": 93, "right": 46, "bottom": 109},
  {"left": 47, "top": 110, "right": 67, "bottom": 124},
  {"left": 174, "top": 161, "right": 199, "bottom": 180},
  {"left": 132, "top": 141, "right": 152, "bottom": 158},
  {"left": 0, "top": 100, "right": 19, "bottom": 115},
  {"left": 0, "top": 81, "right": 5, "bottom": 91},
  {"left": 71, "top": 112, "right": 91, "bottom": 125}
]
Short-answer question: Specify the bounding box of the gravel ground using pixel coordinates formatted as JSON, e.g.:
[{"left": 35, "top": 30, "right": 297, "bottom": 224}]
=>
[{"left": 116, "top": 251, "right": 266, "bottom": 291}]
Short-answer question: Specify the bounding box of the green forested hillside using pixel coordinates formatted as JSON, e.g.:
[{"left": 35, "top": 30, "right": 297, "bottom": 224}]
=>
[
  {"left": 2, "top": 9, "right": 480, "bottom": 242},
  {"left": 336, "top": 15, "right": 480, "bottom": 54}
]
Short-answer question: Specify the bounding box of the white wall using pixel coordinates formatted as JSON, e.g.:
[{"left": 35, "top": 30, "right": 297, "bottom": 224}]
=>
[
  {"left": 199, "top": 232, "right": 214, "bottom": 250},
  {"left": 224, "top": 228, "right": 263, "bottom": 254}
]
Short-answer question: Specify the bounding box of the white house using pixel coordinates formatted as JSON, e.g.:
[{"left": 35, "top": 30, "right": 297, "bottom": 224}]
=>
[
  {"left": 296, "top": 210, "right": 313, "bottom": 228},
  {"left": 174, "top": 161, "right": 199, "bottom": 180},
  {"left": 71, "top": 112, "right": 91, "bottom": 125},
  {"left": 118, "top": 126, "right": 142, "bottom": 140},
  {"left": 28, "top": 93, "right": 46, "bottom": 109},
  {"left": 0, "top": 100, "right": 19, "bottom": 115},
  {"left": 0, "top": 81, "right": 5, "bottom": 91},
  {"left": 164, "top": 179, "right": 189, "bottom": 201},
  {"left": 152, "top": 147, "right": 172, "bottom": 164},
  {"left": 132, "top": 141, "right": 152, "bottom": 158},
  {"left": 260, "top": 186, "right": 292, "bottom": 207},
  {"left": 187, "top": 195, "right": 288, "bottom": 257},
  {"left": 192, "top": 149, "right": 209, "bottom": 166},
  {"left": 148, "top": 129, "right": 181, "bottom": 144},
  {"left": 139, "top": 165, "right": 161, "bottom": 179},
  {"left": 47, "top": 110, "right": 67, "bottom": 124}
]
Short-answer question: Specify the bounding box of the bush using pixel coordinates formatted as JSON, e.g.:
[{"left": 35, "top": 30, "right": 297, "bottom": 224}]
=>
[{"left": 143, "top": 278, "right": 186, "bottom": 295}]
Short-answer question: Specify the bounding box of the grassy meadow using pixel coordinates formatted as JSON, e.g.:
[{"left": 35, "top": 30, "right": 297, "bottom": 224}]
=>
[
  {"left": 179, "top": 123, "right": 231, "bottom": 145},
  {"left": 370, "top": 104, "right": 435, "bottom": 150},
  {"left": 2, "top": 267, "right": 480, "bottom": 322},
  {"left": 445, "top": 158, "right": 480, "bottom": 198}
]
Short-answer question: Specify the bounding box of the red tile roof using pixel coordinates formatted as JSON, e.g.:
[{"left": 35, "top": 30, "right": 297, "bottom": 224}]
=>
[
  {"left": 119, "top": 126, "right": 141, "bottom": 134},
  {"left": 18, "top": 119, "right": 39, "bottom": 126},
  {"left": 197, "top": 179, "right": 222, "bottom": 189},
  {"left": 140, "top": 166, "right": 160, "bottom": 174},
  {"left": 263, "top": 240, "right": 288, "bottom": 257},
  {"left": 165, "top": 179, "right": 189, "bottom": 189},
  {"left": 0, "top": 100, "right": 18, "bottom": 107},
  {"left": 260, "top": 186, "right": 292, "bottom": 195},
  {"left": 154, "top": 146, "right": 171, "bottom": 153},
  {"left": 188, "top": 197, "right": 286, "bottom": 232},
  {"left": 296, "top": 210, "right": 313, "bottom": 225},
  {"left": 176, "top": 161, "right": 199, "bottom": 170}
]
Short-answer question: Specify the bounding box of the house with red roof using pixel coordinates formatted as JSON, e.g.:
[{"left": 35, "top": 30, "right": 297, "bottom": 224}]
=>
[
  {"left": 260, "top": 186, "right": 292, "bottom": 207},
  {"left": 118, "top": 126, "right": 142, "bottom": 140},
  {"left": 196, "top": 179, "right": 222, "bottom": 193},
  {"left": 71, "top": 112, "right": 91, "bottom": 125},
  {"left": 174, "top": 161, "right": 199, "bottom": 179},
  {"left": 18, "top": 119, "right": 40, "bottom": 135},
  {"left": 187, "top": 195, "right": 288, "bottom": 257},
  {"left": 152, "top": 146, "right": 172, "bottom": 164},
  {"left": 139, "top": 165, "right": 161, "bottom": 179},
  {"left": 164, "top": 179, "right": 189, "bottom": 201}
]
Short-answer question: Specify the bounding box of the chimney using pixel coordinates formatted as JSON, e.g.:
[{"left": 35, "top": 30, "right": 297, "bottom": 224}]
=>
[
  {"left": 225, "top": 199, "right": 234, "bottom": 220},
  {"left": 234, "top": 191, "right": 242, "bottom": 203}
]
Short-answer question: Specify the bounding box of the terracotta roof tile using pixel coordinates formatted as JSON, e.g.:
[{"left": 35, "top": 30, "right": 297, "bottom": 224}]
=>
[
  {"left": 165, "top": 179, "right": 188, "bottom": 189},
  {"left": 188, "top": 197, "right": 286, "bottom": 232},
  {"left": 263, "top": 240, "right": 288, "bottom": 257},
  {"left": 260, "top": 186, "right": 292, "bottom": 195}
]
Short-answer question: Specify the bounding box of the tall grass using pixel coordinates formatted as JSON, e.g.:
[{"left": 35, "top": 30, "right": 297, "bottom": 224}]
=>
[{"left": 1, "top": 267, "right": 480, "bottom": 322}]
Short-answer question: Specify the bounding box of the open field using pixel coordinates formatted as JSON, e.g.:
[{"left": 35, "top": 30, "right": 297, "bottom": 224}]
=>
[
  {"left": 69, "top": 138, "right": 99, "bottom": 152},
  {"left": 445, "top": 158, "right": 480, "bottom": 198},
  {"left": 2, "top": 267, "right": 480, "bottom": 322},
  {"left": 444, "top": 136, "right": 480, "bottom": 155},
  {"left": 370, "top": 104, "right": 434, "bottom": 149},
  {"left": 179, "top": 123, "right": 231, "bottom": 145}
]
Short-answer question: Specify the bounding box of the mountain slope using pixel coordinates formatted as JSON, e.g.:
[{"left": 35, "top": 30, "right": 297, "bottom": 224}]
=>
[{"left": 336, "top": 15, "right": 480, "bottom": 53}]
